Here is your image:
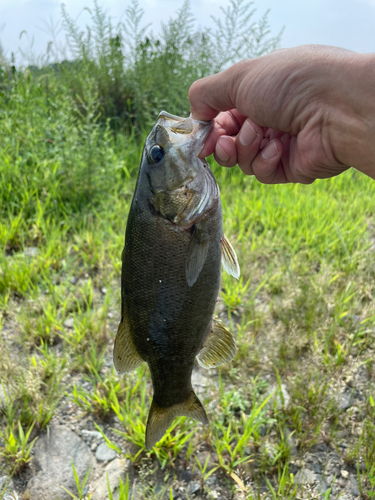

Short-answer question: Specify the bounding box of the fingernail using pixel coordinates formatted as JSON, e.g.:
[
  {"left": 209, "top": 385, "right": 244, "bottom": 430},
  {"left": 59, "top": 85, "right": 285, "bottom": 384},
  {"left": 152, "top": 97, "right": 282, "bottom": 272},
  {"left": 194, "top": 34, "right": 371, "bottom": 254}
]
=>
[
  {"left": 216, "top": 141, "right": 230, "bottom": 162},
  {"left": 261, "top": 140, "right": 278, "bottom": 160},
  {"left": 239, "top": 119, "right": 259, "bottom": 146}
]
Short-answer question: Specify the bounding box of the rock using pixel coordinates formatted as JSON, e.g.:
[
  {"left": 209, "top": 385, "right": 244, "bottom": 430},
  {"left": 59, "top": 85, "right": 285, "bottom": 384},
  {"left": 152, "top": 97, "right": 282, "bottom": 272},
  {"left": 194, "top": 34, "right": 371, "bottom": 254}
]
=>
[
  {"left": 340, "top": 469, "right": 349, "bottom": 479},
  {"left": 181, "top": 470, "right": 192, "bottom": 483},
  {"left": 96, "top": 442, "right": 117, "bottom": 462},
  {"left": 64, "top": 317, "right": 75, "bottom": 329},
  {"left": 325, "top": 474, "right": 334, "bottom": 485},
  {"left": 81, "top": 430, "right": 104, "bottom": 441},
  {"left": 289, "top": 463, "right": 299, "bottom": 475},
  {"left": 314, "top": 442, "right": 329, "bottom": 453},
  {"left": 92, "top": 459, "right": 131, "bottom": 500},
  {"left": 309, "top": 462, "right": 322, "bottom": 474},
  {"left": 192, "top": 370, "right": 208, "bottom": 394},
  {"left": 350, "top": 475, "right": 360, "bottom": 496},
  {"left": 23, "top": 247, "right": 38, "bottom": 258},
  {"left": 206, "top": 475, "right": 218, "bottom": 486},
  {"left": 0, "top": 476, "right": 18, "bottom": 500},
  {"left": 318, "top": 476, "right": 329, "bottom": 495},
  {"left": 294, "top": 468, "right": 316, "bottom": 485},
  {"left": 26, "top": 426, "right": 95, "bottom": 500},
  {"left": 339, "top": 392, "right": 352, "bottom": 411},
  {"left": 187, "top": 481, "right": 201, "bottom": 495},
  {"left": 259, "top": 424, "right": 267, "bottom": 436}
]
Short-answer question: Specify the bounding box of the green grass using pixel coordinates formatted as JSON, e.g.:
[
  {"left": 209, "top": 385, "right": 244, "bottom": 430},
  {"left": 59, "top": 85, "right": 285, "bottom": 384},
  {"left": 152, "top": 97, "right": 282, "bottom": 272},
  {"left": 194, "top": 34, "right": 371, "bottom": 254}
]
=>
[
  {"left": 1, "top": 1, "right": 375, "bottom": 498},
  {"left": 1, "top": 152, "right": 375, "bottom": 497}
]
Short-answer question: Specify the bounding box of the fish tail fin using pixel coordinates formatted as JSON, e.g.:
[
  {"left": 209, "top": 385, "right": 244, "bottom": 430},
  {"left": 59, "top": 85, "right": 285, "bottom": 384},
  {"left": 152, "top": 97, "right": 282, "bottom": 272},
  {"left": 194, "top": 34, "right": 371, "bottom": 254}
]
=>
[{"left": 145, "top": 390, "right": 208, "bottom": 450}]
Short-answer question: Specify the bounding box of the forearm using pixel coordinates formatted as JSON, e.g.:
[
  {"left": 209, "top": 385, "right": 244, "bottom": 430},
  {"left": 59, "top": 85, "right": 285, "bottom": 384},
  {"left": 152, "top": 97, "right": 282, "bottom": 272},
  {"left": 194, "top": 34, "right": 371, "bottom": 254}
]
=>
[{"left": 328, "top": 52, "right": 375, "bottom": 179}]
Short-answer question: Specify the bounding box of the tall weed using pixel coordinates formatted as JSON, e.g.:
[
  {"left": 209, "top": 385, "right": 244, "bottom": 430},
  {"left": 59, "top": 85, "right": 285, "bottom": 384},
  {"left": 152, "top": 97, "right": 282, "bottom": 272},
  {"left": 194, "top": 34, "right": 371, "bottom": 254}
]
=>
[{"left": 3, "top": 0, "right": 282, "bottom": 131}]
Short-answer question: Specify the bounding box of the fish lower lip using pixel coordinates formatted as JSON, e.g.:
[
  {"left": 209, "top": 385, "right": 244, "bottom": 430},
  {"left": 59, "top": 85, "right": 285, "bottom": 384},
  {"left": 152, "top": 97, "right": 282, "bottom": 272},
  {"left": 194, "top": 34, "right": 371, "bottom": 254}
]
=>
[{"left": 192, "top": 120, "right": 213, "bottom": 153}]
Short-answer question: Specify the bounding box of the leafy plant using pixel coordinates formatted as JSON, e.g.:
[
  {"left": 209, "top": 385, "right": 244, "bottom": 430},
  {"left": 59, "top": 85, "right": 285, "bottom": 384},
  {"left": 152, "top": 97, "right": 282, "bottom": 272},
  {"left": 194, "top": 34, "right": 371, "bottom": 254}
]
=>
[
  {"left": 61, "top": 461, "right": 92, "bottom": 500},
  {"left": 0, "top": 421, "right": 37, "bottom": 475},
  {"left": 70, "top": 372, "right": 124, "bottom": 420}
]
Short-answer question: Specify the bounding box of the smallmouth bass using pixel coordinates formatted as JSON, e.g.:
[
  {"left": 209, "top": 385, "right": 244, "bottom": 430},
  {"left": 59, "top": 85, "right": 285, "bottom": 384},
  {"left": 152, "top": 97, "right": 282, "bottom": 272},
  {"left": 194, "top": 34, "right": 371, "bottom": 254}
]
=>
[{"left": 114, "top": 111, "right": 240, "bottom": 449}]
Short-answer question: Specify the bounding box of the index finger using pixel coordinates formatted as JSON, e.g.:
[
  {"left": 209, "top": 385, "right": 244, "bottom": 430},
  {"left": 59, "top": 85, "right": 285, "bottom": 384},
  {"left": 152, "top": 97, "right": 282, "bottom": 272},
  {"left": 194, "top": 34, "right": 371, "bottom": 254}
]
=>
[
  {"left": 198, "top": 109, "right": 246, "bottom": 158},
  {"left": 189, "top": 71, "right": 237, "bottom": 121}
]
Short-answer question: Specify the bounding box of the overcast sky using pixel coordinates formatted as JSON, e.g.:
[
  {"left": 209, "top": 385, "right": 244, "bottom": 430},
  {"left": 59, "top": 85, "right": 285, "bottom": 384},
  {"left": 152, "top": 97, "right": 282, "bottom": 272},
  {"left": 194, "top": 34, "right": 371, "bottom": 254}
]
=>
[{"left": 1, "top": 0, "right": 375, "bottom": 65}]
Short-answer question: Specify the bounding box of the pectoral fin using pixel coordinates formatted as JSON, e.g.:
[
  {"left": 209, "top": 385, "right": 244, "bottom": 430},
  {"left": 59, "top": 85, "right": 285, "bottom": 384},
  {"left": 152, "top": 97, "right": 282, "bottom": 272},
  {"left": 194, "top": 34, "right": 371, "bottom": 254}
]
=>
[
  {"left": 197, "top": 316, "right": 237, "bottom": 369},
  {"left": 221, "top": 234, "right": 240, "bottom": 279},
  {"left": 185, "top": 227, "right": 209, "bottom": 287},
  {"left": 113, "top": 318, "right": 143, "bottom": 373},
  {"left": 145, "top": 390, "right": 208, "bottom": 450}
]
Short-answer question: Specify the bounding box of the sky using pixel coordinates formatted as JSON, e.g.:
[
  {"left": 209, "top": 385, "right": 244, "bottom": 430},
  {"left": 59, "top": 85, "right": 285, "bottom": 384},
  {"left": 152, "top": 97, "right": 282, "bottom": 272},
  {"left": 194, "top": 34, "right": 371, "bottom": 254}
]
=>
[{"left": 0, "top": 0, "right": 375, "bottom": 65}]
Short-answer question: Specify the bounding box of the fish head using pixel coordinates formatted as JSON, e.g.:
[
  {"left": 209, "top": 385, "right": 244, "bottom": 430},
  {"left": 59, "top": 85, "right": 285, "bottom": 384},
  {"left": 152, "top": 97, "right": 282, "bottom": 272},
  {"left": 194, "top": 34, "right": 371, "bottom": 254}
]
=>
[{"left": 144, "top": 111, "right": 213, "bottom": 193}]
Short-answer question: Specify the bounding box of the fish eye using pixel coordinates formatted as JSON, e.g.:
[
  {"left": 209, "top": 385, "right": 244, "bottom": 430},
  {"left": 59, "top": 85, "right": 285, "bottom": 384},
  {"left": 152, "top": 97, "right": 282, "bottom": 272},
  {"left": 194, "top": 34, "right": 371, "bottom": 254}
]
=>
[{"left": 150, "top": 145, "right": 164, "bottom": 164}]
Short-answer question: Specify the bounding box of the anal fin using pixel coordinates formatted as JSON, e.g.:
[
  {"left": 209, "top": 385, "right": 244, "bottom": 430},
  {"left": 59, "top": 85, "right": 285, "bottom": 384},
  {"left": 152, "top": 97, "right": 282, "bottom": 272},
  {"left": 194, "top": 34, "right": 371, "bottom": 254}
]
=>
[
  {"left": 146, "top": 390, "right": 208, "bottom": 450},
  {"left": 197, "top": 316, "right": 237, "bottom": 369},
  {"left": 113, "top": 318, "right": 143, "bottom": 373},
  {"left": 221, "top": 234, "right": 240, "bottom": 279}
]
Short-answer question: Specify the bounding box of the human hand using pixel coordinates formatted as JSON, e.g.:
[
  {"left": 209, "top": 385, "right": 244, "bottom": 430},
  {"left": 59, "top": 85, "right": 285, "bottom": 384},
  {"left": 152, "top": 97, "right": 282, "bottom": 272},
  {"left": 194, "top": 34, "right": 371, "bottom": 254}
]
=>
[{"left": 189, "top": 46, "right": 375, "bottom": 183}]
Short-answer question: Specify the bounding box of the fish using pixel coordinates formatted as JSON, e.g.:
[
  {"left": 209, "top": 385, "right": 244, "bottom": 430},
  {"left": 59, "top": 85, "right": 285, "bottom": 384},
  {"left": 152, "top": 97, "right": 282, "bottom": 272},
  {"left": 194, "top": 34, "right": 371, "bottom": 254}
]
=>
[{"left": 114, "top": 111, "right": 240, "bottom": 450}]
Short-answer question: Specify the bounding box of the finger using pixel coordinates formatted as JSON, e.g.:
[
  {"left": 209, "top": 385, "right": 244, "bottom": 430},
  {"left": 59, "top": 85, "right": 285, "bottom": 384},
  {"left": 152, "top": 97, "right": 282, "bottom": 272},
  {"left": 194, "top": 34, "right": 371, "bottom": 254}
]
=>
[
  {"left": 235, "top": 118, "right": 264, "bottom": 175},
  {"left": 199, "top": 110, "right": 246, "bottom": 158},
  {"left": 265, "top": 129, "right": 285, "bottom": 140},
  {"left": 189, "top": 73, "right": 237, "bottom": 121},
  {"left": 213, "top": 136, "right": 238, "bottom": 168},
  {"left": 284, "top": 136, "right": 316, "bottom": 184},
  {"left": 251, "top": 139, "right": 285, "bottom": 184}
]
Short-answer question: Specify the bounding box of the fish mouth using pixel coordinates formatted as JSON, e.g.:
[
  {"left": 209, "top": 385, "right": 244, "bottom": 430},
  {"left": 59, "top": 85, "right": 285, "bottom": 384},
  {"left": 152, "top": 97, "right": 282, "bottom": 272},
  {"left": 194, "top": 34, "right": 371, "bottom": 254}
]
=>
[{"left": 157, "top": 111, "right": 213, "bottom": 156}]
